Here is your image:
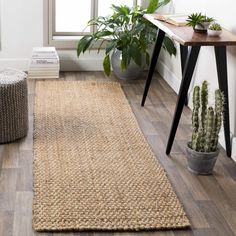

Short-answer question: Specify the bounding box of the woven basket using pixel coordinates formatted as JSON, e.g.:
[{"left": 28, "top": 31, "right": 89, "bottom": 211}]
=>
[{"left": 0, "top": 68, "right": 28, "bottom": 143}]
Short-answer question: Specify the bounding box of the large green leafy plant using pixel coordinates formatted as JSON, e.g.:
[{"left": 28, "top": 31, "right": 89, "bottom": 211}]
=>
[{"left": 77, "top": 0, "right": 176, "bottom": 76}]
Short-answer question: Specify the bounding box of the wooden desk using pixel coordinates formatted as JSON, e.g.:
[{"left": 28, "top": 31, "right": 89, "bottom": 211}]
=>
[{"left": 141, "top": 14, "right": 236, "bottom": 157}]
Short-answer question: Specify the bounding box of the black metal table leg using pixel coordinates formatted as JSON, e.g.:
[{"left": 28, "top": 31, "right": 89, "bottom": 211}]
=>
[
  {"left": 180, "top": 45, "right": 188, "bottom": 74},
  {"left": 180, "top": 45, "right": 189, "bottom": 106},
  {"left": 166, "top": 46, "right": 201, "bottom": 155},
  {"left": 141, "top": 29, "right": 165, "bottom": 106},
  {"left": 215, "top": 46, "right": 231, "bottom": 157}
]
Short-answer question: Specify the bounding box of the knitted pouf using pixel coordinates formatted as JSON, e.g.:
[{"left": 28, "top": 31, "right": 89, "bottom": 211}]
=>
[{"left": 0, "top": 68, "right": 28, "bottom": 143}]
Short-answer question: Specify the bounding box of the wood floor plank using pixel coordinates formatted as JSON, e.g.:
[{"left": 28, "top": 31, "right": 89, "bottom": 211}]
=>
[
  {"left": 0, "top": 211, "right": 14, "bottom": 236},
  {"left": 130, "top": 103, "right": 158, "bottom": 136},
  {"left": 197, "top": 201, "right": 235, "bottom": 236},
  {"left": 165, "top": 167, "right": 210, "bottom": 230},
  {"left": 2, "top": 143, "right": 19, "bottom": 169},
  {"left": 16, "top": 151, "right": 33, "bottom": 191},
  {"left": 192, "top": 228, "right": 217, "bottom": 236},
  {"left": 19, "top": 115, "right": 34, "bottom": 151},
  {"left": 197, "top": 176, "right": 236, "bottom": 234},
  {"left": 170, "top": 154, "right": 210, "bottom": 201},
  {"left": 0, "top": 169, "right": 18, "bottom": 193}
]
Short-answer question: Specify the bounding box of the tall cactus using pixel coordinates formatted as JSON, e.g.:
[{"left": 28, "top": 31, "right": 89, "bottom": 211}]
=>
[
  {"left": 212, "top": 89, "right": 224, "bottom": 151},
  {"left": 191, "top": 86, "right": 200, "bottom": 151},
  {"left": 204, "top": 107, "right": 214, "bottom": 152},
  {"left": 201, "top": 81, "right": 208, "bottom": 130},
  {"left": 190, "top": 81, "right": 224, "bottom": 152}
]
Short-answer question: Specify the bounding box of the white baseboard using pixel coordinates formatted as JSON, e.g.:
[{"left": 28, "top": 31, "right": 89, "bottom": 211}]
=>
[
  {"left": 231, "top": 137, "right": 236, "bottom": 162},
  {"left": 156, "top": 60, "right": 181, "bottom": 94},
  {"left": 157, "top": 60, "right": 236, "bottom": 162},
  {"left": 60, "top": 59, "right": 103, "bottom": 71},
  {"left": 0, "top": 57, "right": 104, "bottom": 72}
]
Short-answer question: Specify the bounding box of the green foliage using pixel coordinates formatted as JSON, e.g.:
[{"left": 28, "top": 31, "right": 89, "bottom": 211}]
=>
[
  {"left": 203, "top": 16, "right": 214, "bottom": 22},
  {"left": 103, "top": 55, "right": 111, "bottom": 76},
  {"left": 77, "top": 0, "right": 176, "bottom": 76},
  {"left": 147, "top": 0, "right": 159, "bottom": 13},
  {"left": 209, "top": 23, "right": 222, "bottom": 31},
  {"left": 187, "top": 13, "right": 205, "bottom": 29},
  {"left": 187, "top": 13, "right": 214, "bottom": 29},
  {"left": 190, "top": 81, "right": 224, "bottom": 153}
]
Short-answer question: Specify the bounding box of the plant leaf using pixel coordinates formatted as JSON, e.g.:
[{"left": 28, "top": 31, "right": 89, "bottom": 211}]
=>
[
  {"left": 163, "top": 36, "right": 176, "bottom": 56},
  {"left": 105, "top": 40, "right": 117, "bottom": 54},
  {"left": 103, "top": 54, "right": 111, "bottom": 76},
  {"left": 147, "top": 0, "right": 159, "bottom": 13},
  {"left": 129, "top": 44, "right": 142, "bottom": 67},
  {"left": 157, "top": 0, "right": 171, "bottom": 8},
  {"left": 77, "top": 36, "right": 93, "bottom": 57},
  {"left": 146, "top": 52, "right": 150, "bottom": 66},
  {"left": 121, "top": 48, "right": 130, "bottom": 70},
  {"left": 95, "top": 31, "right": 113, "bottom": 38}
]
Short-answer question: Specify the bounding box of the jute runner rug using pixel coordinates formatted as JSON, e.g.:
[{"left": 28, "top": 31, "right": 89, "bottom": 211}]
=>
[{"left": 33, "top": 81, "right": 190, "bottom": 231}]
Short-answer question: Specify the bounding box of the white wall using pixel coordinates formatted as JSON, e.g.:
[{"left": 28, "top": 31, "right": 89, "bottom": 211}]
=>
[
  {"left": 0, "top": 0, "right": 43, "bottom": 69},
  {"left": 158, "top": 0, "right": 236, "bottom": 161},
  {"left": 0, "top": 0, "right": 104, "bottom": 71}
]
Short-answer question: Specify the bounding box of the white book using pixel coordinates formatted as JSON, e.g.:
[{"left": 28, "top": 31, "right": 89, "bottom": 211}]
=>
[
  {"left": 29, "top": 47, "right": 60, "bottom": 79},
  {"left": 31, "top": 59, "right": 59, "bottom": 64},
  {"left": 33, "top": 47, "right": 57, "bottom": 53},
  {"left": 32, "top": 54, "right": 59, "bottom": 59},
  {"left": 29, "top": 68, "right": 58, "bottom": 70},
  {"left": 28, "top": 70, "right": 59, "bottom": 74},
  {"left": 29, "top": 64, "right": 60, "bottom": 68},
  {"left": 28, "top": 75, "right": 59, "bottom": 79},
  {"left": 29, "top": 71, "right": 59, "bottom": 74},
  {"left": 154, "top": 13, "right": 188, "bottom": 26},
  {"left": 28, "top": 71, "right": 59, "bottom": 75}
]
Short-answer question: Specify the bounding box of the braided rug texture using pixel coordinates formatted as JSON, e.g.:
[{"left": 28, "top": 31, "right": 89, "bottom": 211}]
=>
[{"left": 33, "top": 81, "right": 190, "bottom": 231}]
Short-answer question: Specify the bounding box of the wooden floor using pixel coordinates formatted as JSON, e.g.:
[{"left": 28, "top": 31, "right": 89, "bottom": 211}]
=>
[{"left": 1, "top": 72, "right": 236, "bottom": 236}]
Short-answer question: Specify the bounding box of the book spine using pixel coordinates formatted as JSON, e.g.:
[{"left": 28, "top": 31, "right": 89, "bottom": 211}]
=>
[
  {"left": 31, "top": 59, "right": 59, "bottom": 64},
  {"left": 32, "top": 54, "right": 58, "bottom": 58}
]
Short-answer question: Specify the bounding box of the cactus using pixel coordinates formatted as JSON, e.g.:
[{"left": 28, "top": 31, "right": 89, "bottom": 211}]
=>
[
  {"left": 204, "top": 107, "right": 214, "bottom": 152},
  {"left": 212, "top": 89, "right": 224, "bottom": 150},
  {"left": 201, "top": 81, "right": 208, "bottom": 130},
  {"left": 191, "top": 86, "right": 200, "bottom": 151},
  {"left": 190, "top": 81, "right": 224, "bottom": 152}
]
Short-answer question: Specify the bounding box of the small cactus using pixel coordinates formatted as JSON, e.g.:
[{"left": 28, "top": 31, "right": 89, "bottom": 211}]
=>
[{"left": 191, "top": 81, "right": 224, "bottom": 152}]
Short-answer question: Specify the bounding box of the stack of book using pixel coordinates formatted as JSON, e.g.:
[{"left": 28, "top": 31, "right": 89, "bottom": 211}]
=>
[{"left": 28, "top": 47, "right": 60, "bottom": 79}]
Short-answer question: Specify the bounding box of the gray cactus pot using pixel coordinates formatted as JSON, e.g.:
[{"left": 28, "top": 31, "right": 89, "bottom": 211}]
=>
[
  {"left": 186, "top": 142, "right": 220, "bottom": 175},
  {"left": 111, "top": 49, "right": 143, "bottom": 80}
]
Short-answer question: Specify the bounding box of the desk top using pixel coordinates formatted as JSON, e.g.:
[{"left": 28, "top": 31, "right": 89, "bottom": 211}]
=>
[{"left": 144, "top": 14, "right": 236, "bottom": 46}]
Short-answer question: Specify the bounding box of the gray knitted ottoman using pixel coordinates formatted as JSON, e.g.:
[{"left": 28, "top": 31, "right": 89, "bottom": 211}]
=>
[{"left": 0, "top": 69, "right": 28, "bottom": 143}]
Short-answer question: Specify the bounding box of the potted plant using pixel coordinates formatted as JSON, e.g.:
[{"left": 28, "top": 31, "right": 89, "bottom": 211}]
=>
[
  {"left": 187, "top": 13, "right": 214, "bottom": 33},
  {"left": 186, "top": 81, "right": 224, "bottom": 175},
  {"left": 77, "top": 0, "right": 176, "bottom": 79},
  {"left": 208, "top": 23, "right": 222, "bottom": 37}
]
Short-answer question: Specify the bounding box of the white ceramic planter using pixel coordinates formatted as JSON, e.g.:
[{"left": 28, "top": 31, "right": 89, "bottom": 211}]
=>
[
  {"left": 207, "top": 29, "right": 222, "bottom": 37},
  {"left": 194, "top": 22, "right": 211, "bottom": 33}
]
